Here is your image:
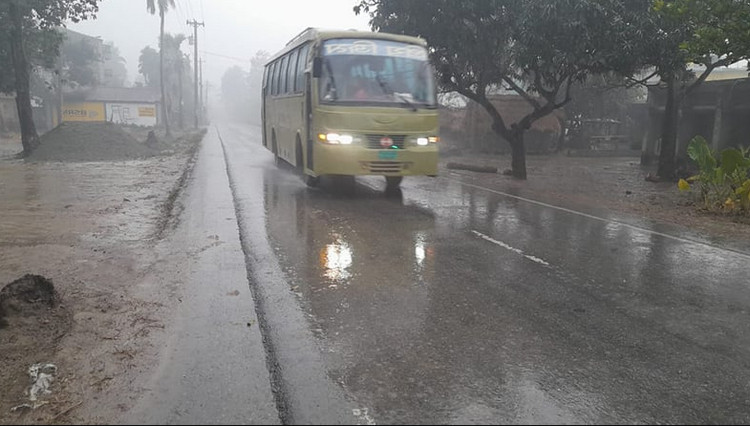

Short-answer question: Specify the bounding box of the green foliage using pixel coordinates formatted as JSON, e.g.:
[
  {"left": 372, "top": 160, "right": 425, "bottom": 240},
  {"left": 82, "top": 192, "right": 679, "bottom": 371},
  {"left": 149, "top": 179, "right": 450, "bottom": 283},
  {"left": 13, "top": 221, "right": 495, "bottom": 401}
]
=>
[
  {"left": 0, "top": 20, "right": 64, "bottom": 94},
  {"left": 161, "top": 33, "right": 187, "bottom": 76},
  {"left": 62, "top": 36, "right": 101, "bottom": 87},
  {"left": 0, "top": 0, "right": 100, "bottom": 93},
  {"left": 139, "top": 34, "right": 192, "bottom": 125},
  {"left": 354, "top": 0, "right": 646, "bottom": 178},
  {"left": 655, "top": 0, "right": 750, "bottom": 70},
  {"left": 639, "top": 0, "right": 750, "bottom": 178},
  {"left": 682, "top": 136, "right": 750, "bottom": 214},
  {"left": 139, "top": 46, "right": 160, "bottom": 87},
  {"left": 146, "top": 0, "right": 175, "bottom": 16}
]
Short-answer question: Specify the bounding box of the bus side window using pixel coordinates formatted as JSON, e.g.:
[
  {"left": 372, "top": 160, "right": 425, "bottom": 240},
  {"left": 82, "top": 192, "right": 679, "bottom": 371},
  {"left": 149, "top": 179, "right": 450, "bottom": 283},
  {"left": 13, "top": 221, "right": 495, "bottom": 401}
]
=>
[
  {"left": 287, "top": 49, "right": 298, "bottom": 95},
  {"left": 279, "top": 56, "right": 289, "bottom": 95},
  {"left": 277, "top": 61, "right": 283, "bottom": 95},
  {"left": 270, "top": 61, "right": 278, "bottom": 96},
  {"left": 296, "top": 44, "right": 309, "bottom": 93}
]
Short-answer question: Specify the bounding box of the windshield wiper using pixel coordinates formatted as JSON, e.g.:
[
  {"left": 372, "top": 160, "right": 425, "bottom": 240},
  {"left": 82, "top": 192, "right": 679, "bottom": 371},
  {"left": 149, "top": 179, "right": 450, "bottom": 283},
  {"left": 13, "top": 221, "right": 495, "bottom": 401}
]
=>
[
  {"left": 376, "top": 75, "right": 417, "bottom": 112},
  {"left": 395, "top": 93, "right": 418, "bottom": 112}
]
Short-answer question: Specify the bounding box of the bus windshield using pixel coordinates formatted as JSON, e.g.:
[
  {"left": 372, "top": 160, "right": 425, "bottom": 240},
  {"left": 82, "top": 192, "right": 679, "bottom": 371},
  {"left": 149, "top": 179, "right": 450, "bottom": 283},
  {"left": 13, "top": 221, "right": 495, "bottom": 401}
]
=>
[{"left": 319, "top": 38, "right": 437, "bottom": 109}]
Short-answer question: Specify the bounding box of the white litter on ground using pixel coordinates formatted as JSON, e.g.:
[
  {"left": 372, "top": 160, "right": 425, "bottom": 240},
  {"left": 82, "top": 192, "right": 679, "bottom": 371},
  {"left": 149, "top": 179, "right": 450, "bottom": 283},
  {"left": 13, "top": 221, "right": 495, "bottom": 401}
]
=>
[
  {"left": 10, "top": 363, "right": 58, "bottom": 412},
  {"left": 28, "top": 363, "right": 57, "bottom": 401}
]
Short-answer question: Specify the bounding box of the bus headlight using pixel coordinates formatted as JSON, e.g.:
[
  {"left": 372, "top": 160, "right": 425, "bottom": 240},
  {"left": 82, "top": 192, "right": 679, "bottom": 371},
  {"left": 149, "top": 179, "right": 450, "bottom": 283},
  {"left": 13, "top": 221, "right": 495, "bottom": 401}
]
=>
[
  {"left": 319, "top": 133, "right": 353, "bottom": 145},
  {"left": 416, "top": 136, "right": 438, "bottom": 146}
]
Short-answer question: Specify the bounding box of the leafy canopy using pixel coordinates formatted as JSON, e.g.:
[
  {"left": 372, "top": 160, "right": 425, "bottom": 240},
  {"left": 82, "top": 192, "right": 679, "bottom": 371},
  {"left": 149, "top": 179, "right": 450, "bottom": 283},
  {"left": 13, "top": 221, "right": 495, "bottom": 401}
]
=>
[{"left": 0, "top": 0, "right": 100, "bottom": 93}]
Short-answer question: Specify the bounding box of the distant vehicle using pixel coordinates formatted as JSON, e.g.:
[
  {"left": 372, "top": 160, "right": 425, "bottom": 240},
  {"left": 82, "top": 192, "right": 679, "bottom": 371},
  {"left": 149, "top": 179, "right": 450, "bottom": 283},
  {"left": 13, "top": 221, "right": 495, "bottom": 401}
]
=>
[
  {"left": 261, "top": 28, "right": 440, "bottom": 189},
  {"left": 566, "top": 118, "right": 627, "bottom": 151}
]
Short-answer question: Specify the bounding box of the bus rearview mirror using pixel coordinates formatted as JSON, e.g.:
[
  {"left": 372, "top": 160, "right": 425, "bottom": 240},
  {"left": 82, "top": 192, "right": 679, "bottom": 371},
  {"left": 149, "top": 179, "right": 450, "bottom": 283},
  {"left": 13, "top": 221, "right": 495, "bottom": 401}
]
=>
[{"left": 312, "top": 58, "right": 322, "bottom": 78}]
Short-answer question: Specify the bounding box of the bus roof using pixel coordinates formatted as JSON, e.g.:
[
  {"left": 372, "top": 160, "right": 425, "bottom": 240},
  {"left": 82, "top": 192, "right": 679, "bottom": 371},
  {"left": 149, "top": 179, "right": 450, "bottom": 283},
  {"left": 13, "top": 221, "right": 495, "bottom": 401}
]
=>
[{"left": 265, "top": 28, "right": 427, "bottom": 65}]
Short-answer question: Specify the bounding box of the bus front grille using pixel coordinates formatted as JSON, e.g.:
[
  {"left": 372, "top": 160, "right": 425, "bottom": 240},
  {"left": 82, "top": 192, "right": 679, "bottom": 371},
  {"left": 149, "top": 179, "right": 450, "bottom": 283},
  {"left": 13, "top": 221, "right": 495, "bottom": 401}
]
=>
[
  {"left": 366, "top": 135, "right": 406, "bottom": 149},
  {"left": 364, "top": 161, "right": 404, "bottom": 173}
]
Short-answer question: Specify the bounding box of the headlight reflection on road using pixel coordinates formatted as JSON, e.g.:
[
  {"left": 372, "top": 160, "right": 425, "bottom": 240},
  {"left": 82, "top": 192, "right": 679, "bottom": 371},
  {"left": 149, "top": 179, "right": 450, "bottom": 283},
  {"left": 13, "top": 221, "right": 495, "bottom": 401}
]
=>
[
  {"left": 320, "top": 236, "right": 353, "bottom": 282},
  {"left": 415, "top": 232, "right": 426, "bottom": 267}
]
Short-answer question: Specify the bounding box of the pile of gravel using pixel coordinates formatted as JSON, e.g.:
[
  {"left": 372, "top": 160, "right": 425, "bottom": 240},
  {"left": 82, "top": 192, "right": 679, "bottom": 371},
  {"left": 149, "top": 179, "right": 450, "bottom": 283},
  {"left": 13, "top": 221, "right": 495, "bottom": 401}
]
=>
[{"left": 27, "top": 122, "right": 160, "bottom": 162}]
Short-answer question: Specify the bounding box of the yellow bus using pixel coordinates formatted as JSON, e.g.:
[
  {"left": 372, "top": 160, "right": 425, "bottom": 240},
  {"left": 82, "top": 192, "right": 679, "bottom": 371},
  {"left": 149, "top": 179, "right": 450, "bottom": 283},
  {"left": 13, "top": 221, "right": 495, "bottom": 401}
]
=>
[{"left": 261, "top": 28, "right": 439, "bottom": 189}]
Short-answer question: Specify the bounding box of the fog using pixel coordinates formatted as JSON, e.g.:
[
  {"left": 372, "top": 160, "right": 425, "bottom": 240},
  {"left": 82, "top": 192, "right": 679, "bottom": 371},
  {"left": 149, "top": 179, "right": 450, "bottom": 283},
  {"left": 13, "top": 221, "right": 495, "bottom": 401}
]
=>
[{"left": 67, "top": 0, "right": 371, "bottom": 89}]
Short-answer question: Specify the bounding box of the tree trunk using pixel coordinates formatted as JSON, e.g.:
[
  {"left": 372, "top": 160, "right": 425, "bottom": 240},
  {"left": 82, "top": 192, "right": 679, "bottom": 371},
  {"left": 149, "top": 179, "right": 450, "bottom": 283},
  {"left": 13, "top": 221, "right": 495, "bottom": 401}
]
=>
[
  {"left": 9, "top": 1, "right": 40, "bottom": 156},
  {"left": 159, "top": 11, "right": 171, "bottom": 138},
  {"left": 509, "top": 131, "right": 527, "bottom": 180},
  {"left": 657, "top": 75, "right": 679, "bottom": 180}
]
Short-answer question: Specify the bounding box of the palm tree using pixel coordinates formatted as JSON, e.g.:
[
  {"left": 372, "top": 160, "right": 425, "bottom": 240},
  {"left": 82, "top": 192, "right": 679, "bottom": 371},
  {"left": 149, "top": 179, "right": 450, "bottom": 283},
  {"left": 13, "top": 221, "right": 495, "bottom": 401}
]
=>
[{"left": 146, "top": 0, "right": 175, "bottom": 138}]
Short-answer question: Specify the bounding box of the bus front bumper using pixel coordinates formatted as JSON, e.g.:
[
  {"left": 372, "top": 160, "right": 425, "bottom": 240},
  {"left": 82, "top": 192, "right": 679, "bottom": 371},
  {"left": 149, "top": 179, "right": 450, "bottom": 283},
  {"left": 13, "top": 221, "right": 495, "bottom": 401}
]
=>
[{"left": 311, "top": 145, "right": 439, "bottom": 177}]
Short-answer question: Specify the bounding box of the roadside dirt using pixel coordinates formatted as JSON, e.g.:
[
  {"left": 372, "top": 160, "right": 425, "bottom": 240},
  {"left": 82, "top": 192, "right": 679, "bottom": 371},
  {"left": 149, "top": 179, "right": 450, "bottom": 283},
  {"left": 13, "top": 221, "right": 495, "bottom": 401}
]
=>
[{"left": 0, "top": 125, "right": 205, "bottom": 424}]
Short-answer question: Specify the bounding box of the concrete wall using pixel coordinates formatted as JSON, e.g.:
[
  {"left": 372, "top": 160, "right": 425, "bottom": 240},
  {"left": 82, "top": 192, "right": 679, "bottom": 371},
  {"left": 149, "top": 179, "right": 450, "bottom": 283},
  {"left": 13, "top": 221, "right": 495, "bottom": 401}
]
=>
[{"left": 0, "top": 96, "right": 20, "bottom": 134}]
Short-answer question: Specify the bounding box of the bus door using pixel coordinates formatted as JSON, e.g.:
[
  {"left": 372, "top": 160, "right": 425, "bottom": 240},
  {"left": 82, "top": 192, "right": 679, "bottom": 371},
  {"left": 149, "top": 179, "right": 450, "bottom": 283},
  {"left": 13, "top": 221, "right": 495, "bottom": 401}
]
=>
[{"left": 305, "top": 70, "right": 314, "bottom": 170}]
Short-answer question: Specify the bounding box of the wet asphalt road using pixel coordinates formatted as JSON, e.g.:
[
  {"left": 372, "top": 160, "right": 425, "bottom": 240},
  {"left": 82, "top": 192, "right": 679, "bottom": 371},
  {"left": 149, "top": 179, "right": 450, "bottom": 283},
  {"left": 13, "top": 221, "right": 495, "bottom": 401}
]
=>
[{"left": 186, "top": 123, "right": 750, "bottom": 424}]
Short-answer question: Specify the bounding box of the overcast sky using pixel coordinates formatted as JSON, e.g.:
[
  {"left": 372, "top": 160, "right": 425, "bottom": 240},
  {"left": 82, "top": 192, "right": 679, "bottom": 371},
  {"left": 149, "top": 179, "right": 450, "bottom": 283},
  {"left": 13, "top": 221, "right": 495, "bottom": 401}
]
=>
[{"left": 67, "top": 0, "right": 371, "bottom": 88}]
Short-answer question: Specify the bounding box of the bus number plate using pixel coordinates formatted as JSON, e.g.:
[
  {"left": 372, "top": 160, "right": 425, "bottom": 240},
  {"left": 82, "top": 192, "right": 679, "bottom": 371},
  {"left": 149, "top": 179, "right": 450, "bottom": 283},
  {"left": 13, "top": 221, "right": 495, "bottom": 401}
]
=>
[{"left": 378, "top": 151, "right": 398, "bottom": 160}]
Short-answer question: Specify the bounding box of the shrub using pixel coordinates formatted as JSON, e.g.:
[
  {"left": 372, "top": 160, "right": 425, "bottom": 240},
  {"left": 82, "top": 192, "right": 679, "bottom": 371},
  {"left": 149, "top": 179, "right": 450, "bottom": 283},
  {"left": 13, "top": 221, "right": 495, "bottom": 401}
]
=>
[{"left": 679, "top": 136, "right": 750, "bottom": 215}]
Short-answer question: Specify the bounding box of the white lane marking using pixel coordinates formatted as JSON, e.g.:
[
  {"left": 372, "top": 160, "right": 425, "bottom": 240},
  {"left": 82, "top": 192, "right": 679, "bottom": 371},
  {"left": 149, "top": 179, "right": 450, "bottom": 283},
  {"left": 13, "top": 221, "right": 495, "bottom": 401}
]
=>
[
  {"left": 446, "top": 176, "right": 750, "bottom": 260},
  {"left": 472, "top": 230, "right": 550, "bottom": 266}
]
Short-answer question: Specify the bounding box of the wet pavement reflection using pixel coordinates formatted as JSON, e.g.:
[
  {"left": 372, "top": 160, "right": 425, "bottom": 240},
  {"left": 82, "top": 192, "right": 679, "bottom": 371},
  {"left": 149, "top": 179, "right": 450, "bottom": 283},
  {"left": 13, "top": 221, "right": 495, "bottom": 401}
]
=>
[{"left": 223, "top": 124, "right": 750, "bottom": 424}]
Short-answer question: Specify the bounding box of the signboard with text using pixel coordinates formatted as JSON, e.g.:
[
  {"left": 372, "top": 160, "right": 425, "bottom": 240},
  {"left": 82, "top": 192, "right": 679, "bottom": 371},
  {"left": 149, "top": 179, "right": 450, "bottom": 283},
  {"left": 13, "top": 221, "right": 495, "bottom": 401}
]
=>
[
  {"left": 62, "top": 102, "right": 105, "bottom": 122},
  {"left": 105, "top": 103, "right": 158, "bottom": 127}
]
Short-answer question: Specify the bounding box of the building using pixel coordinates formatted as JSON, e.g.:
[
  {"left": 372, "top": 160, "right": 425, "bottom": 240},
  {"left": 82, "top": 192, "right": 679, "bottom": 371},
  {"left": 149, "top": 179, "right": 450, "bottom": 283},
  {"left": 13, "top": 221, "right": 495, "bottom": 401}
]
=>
[
  {"left": 63, "top": 87, "right": 160, "bottom": 127},
  {"left": 641, "top": 67, "right": 750, "bottom": 164}
]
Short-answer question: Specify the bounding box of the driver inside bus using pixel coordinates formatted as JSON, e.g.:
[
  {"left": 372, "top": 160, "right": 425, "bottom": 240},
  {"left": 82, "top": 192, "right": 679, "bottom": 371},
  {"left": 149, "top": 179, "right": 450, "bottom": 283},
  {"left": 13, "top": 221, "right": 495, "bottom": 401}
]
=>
[{"left": 347, "top": 76, "right": 372, "bottom": 100}]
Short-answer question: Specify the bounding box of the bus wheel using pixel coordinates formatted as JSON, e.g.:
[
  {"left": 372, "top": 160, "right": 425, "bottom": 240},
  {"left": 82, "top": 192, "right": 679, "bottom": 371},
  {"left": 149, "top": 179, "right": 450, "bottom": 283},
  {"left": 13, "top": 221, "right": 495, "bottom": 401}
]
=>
[
  {"left": 295, "top": 138, "right": 304, "bottom": 174},
  {"left": 385, "top": 176, "right": 403, "bottom": 188}
]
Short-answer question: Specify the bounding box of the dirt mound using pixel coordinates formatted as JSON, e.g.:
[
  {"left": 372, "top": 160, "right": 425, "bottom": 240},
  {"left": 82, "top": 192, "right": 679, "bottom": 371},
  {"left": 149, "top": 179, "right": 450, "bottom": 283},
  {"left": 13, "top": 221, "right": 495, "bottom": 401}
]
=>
[
  {"left": 1, "top": 275, "right": 60, "bottom": 326},
  {"left": 27, "top": 122, "right": 160, "bottom": 162},
  {"left": 0, "top": 273, "right": 72, "bottom": 358}
]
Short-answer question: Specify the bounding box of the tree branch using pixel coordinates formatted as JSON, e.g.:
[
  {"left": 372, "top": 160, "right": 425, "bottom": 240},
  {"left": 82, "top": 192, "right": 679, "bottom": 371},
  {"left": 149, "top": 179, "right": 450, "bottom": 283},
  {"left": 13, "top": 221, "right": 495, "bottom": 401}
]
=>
[
  {"left": 502, "top": 76, "right": 542, "bottom": 110},
  {"left": 456, "top": 88, "right": 511, "bottom": 140},
  {"left": 531, "top": 68, "right": 555, "bottom": 101},
  {"left": 684, "top": 57, "right": 733, "bottom": 96},
  {"left": 623, "top": 69, "right": 660, "bottom": 88}
]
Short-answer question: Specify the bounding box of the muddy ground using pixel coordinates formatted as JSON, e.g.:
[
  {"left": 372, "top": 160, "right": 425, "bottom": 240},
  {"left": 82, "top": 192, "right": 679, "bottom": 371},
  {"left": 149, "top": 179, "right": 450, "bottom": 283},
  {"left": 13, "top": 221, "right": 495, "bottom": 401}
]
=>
[
  {"left": 0, "top": 125, "right": 205, "bottom": 424},
  {"left": 0, "top": 127, "right": 747, "bottom": 424}
]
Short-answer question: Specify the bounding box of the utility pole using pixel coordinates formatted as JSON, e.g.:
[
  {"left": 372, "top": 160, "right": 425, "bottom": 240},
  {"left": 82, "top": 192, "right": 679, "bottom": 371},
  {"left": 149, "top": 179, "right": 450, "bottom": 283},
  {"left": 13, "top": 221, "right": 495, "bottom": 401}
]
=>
[
  {"left": 187, "top": 19, "right": 204, "bottom": 128},
  {"left": 205, "top": 82, "right": 211, "bottom": 123},
  {"left": 178, "top": 54, "right": 185, "bottom": 129},
  {"left": 205, "top": 82, "right": 211, "bottom": 122},
  {"left": 199, "top": 58, "right": 205, "bottom": 124},
  {"left": 56, "top": 47, "right": 64, "bottom": 127}
]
